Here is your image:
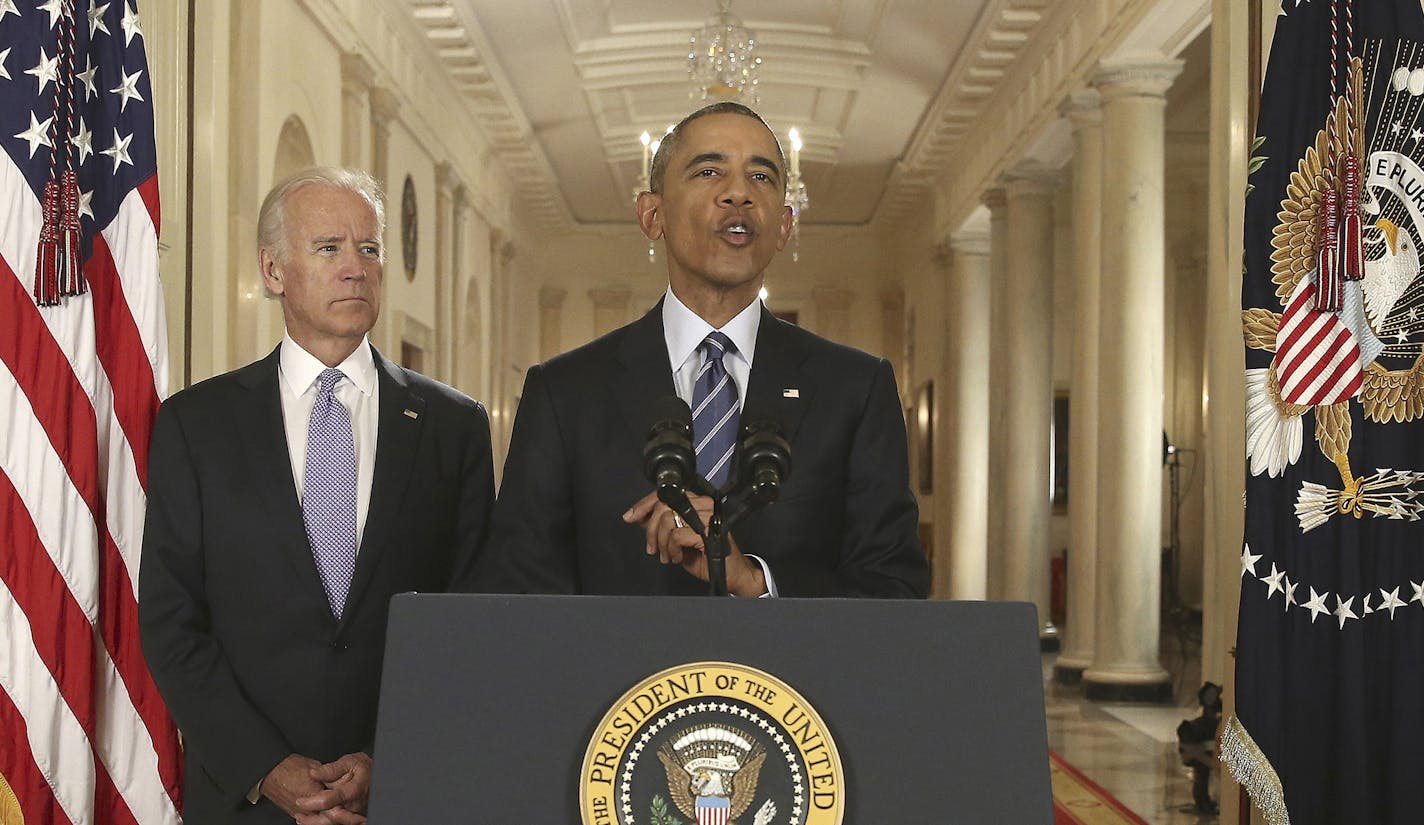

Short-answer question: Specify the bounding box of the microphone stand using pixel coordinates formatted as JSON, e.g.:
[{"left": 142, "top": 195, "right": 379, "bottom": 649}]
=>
[{"left": 699, "top": 482, "right": 769, "bottom": 598}]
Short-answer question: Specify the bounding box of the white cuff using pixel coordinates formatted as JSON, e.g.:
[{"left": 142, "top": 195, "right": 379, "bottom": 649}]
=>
[{"left": 744, "top": 554, "right": 778, "bottom": 598}]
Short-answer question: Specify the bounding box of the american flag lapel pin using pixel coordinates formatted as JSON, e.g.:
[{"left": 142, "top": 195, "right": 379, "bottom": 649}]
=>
[
  {"left": 783, "top": 389, "right": 800, "bottom": 398},
  {"left": 403, "top": 409, "right": 419, "bottom": 419}
]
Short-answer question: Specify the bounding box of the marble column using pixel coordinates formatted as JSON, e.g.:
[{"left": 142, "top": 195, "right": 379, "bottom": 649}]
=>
[
  {"left": 539, "top": 286, "right": 567, "bottom": 362},
  {"left": 369, "top": 87, "right": 400, "bottom": 195},
  {"left": 1055, "top": 89, "right": 1103, "bottom": 686},
  {"left": 589, "top": 287, "right": 632, "bottom": 338},
  {"left": 1001, "top": 163, "right": 1059, "bottom": 646},
  {"left": 813, "top": 287, "right": 853, "bottom": 344},
  {"left": 938, "top": 230, "right": 991, "bottom": 600},
  {"left": 881, "top": 288, "right": 906, "bottom": 383},
  {"left": 1083, "top": 56, "right": 1182, "bottom": 702},
  {"left": 339, "top": 53, "right": 374, "bottom": 170},
  {"left": 367, "top": 87, "right": 400, "bottom": 352},
  {"left": 982, "top": 187, "right": 1009, "bottom": 600},
  {"left": 434, "top": 162, "right": 459, "bottom": 383}
]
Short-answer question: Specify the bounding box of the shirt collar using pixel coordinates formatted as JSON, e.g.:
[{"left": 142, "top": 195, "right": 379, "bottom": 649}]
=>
[
  {"left": 662, "top": 287, "right": 762, "bottom": 371},
  {"left": 279, "top": 334, "right": 377, "bottom": 398}
]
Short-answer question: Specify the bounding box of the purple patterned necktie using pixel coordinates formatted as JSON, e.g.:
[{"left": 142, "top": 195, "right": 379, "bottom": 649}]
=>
[
  {"left": 303, "top": 368, "right": 358, "bottom": 619},
  {"left": 692, "top": 331, "right": 740, "bottom": 489}
]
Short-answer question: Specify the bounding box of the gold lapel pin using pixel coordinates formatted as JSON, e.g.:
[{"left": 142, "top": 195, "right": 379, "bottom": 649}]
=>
[{"left": 403, "top": 409, "right": 419, "bottom": 419}]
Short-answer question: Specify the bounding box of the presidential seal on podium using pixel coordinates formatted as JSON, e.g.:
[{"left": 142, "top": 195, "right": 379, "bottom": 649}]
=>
[{"left": 581, "top": 662, "right": 844, "bottom": 825}]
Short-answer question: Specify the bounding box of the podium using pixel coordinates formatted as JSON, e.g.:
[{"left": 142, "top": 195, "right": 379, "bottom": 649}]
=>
[{"left": 368, "top": 595, "right": 1053, "bottom": 823}]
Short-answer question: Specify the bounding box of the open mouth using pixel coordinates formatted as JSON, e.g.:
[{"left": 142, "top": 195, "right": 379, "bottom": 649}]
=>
[{"left": 719, "top": 217, "right": 755, "bottom": 244}]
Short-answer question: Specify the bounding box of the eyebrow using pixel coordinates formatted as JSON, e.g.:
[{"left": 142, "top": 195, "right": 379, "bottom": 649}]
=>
[
  {"left": 310, "top": 235, "right": 380, "bottom": 246},
  {"left": 684, "top": 152, "right": 783, "bottom": 182}
]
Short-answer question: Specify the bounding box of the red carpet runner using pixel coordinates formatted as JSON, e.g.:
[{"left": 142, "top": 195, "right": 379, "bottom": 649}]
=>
[{"left": 1050, "top": 750, "right": 1151, "bottom": 825}]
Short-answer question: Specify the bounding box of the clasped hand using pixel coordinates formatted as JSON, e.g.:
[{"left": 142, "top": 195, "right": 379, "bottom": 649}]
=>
[
  {"left": 623, "top": 491, "right": 766, "bottom": 597},
  {"left": 263, "top": 751, "right": 372, "bottom": 825}
]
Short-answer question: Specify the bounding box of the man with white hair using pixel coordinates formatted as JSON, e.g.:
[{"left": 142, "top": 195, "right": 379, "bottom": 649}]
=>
[{"left": 140, "top": 167, "right": 495, "bottom": 824}]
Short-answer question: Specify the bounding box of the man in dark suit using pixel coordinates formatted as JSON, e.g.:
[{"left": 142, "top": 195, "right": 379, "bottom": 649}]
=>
[
  {"left": 140, "top": 168, "right": 494, "bottom": 824},
  {"left": 480, "top": 103, "right": 927, "bottom": 598}
]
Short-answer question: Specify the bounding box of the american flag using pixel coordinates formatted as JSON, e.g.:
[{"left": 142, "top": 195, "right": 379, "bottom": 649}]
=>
[{"left": 0, "top": 2, "right": 182, "bottom": 824}]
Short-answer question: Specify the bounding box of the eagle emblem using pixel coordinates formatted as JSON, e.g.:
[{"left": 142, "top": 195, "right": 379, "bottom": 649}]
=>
[
  {"left": 657, "top": 725, "right": 776, "bottom": 825},
  {"left": 1246, "top": 46, "right": 1424, "bottom": 529}
]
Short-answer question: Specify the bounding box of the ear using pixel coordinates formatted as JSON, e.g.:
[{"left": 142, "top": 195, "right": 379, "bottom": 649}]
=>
[
  {"left": 774, "top": 204, "right": 794, "bottom": 252},
  {"left": 636, "top": 191, "right": 664, "bottom": 241},
  {"left": 259, "top": 247, "right": 285, "bottom": 297}
]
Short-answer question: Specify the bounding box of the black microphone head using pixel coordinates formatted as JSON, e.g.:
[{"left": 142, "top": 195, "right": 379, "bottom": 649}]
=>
[
  {"left": 739, "top": 418, "right": 791, "bottom": 506},
  {"left": 648, "top": 395, "right": 693, "bottom": 433},
  {"left": 643, "top": 396, "right": 696, "bottom": 486}
]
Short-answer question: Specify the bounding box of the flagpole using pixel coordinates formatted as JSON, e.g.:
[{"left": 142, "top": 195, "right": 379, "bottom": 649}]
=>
[{"left": 1240, "top": 6, "right": 1262, "bottom": 825}]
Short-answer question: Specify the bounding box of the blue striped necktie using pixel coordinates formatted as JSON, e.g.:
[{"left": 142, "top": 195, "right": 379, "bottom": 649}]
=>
[
  {"left": 692, "top": 331, "right": 740, "bottom": 489},
  {"left": 303, "top": 368, "right": 358, "bottom": 619}
]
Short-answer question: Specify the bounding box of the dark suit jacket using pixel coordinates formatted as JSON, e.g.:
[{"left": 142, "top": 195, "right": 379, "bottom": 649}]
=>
[
  {"left": 476, "top": 301, "right": 928, "bottom": 597},
  {"left": 139, "top": 345, "right": 494, "bottom": 824}
]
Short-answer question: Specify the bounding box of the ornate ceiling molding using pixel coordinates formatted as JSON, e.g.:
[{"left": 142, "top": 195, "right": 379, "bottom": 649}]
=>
[{"left": 403, "top": 0, "right": 574, "bottom": 228}]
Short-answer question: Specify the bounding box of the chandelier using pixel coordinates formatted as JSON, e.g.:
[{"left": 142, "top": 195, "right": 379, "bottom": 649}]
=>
[
  {"left": 786, "top": 127, "right": 809, "bottom": 262},
  {"left": 688, "top": 0, "right": 761, "bottom": 104}
]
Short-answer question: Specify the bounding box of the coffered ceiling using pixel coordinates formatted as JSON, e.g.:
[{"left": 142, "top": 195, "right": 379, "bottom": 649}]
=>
[{"left": 399, "top": 0, "right": 1145, "bottom": 229}]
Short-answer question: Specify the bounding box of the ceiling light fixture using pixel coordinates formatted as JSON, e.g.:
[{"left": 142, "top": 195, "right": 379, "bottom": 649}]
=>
[{"left": 688, "top": 0, "right": 761, "bottom": 104}]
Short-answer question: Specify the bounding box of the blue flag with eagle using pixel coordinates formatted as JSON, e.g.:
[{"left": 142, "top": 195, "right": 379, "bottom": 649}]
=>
[{"left": 1228, "top": 1, "right": 1424, "bottom": 823}]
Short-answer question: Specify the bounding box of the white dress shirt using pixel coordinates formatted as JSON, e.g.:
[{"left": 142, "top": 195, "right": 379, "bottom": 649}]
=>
[
  {"left": 661, "top": 288, "right": 778, "bottom": 597},
  {"left": 277, "top": 334, "right": 380, "bottom": 549}
]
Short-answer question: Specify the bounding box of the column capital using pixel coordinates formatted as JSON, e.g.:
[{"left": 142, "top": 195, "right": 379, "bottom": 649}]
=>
[
  {"left": 588, "top": 286, "right": 632, "bottom": 309},
  {"left": 980, "top": 186, "right": 1008, "bottom": 212},
  {"left": 341, "top": 52, "right": 375, "bottom": 94},
  {"left": 879, "top": 287, "right": 904, "bottom": 312},
  {"left": 369, "top": 87, "right": 402, "bottom": 126},
  {"left": 538, "top": 285, "right": 567, "bottom": 309},
  {"left": 950, "top": 228, "right": 991, "bottom": 257},
  {"left": 812, "top": 286, "right": 853, "bottom": 311},
  {"left": 1093, "top": 56, "right": 1184, "bottom": 100},
  {"left": 1004, "top": 161, "right": 1062, "bottom": 198},
  {"left": 435, "top": 160, "right": 462, "bottom": 198},
  {"left": 1059, "top": 89, "right": 1102, "bottom": 129}
]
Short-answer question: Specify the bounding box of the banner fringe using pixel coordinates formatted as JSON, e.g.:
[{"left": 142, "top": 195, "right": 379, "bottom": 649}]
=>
[{"left": 1221, "top": 714, "right": 1290, "bottom": 825}]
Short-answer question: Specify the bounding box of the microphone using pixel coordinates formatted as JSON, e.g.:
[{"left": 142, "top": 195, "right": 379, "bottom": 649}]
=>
[
  {"left": 738, "top": 418, "right": 791, "bottom": 507},
  {"left": 642, "top": 396, "right": 706, "bottom": 533}
]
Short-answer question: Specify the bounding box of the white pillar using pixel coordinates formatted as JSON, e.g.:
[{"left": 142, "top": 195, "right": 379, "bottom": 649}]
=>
[
  {"left": 539, "top": 286, "right": 567, "bottom": 362},
  {"left": 589, "top": 287, "right": 632, "bottom": 338},
  {"left": 939, "top": 230, "right": 991, "bottom": 600},
  {"left": 1055, "top": 89, "right": 1103, "bottom": 684},
  {"left": 1002, "top": 163, "right": 1060, "bottom": 645},
  {"left": 340, "top": 53, "right": 374, "bottom": 170},
  {"left": 982, "top": 187, "right": 1009, "bottom": 600},
  {"left": 813, "top": 287, "right": 854, "bottom": 344},
  {"left": 434, "top": 162, "right": 460, "bottom": 383},
  {"left": 1083, "top": 56, "right": 1182, "bottom": 702}
]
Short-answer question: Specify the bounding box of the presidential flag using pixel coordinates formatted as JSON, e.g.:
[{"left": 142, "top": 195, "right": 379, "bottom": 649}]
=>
[
  {"left": 0, "top": 2, "right": 182, "bottom": 824},
  {"left": 1228, "top": 1, "right": 1424, "bottom": 823}
]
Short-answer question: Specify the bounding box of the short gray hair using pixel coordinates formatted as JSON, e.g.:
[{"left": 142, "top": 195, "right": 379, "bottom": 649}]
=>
[{"left": 257, "top": 166, "right": 386, "bottom": 264}]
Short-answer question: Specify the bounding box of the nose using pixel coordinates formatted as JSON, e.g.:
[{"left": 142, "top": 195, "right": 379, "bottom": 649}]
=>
[
  {"left": 337, "top": 246, "right": 370, "bottom": 279},
  {"left": 718, "top": 175, "right": 753, "bottom": 207}
]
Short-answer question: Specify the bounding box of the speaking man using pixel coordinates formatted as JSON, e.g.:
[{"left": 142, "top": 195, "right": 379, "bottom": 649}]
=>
[{"left": 479, "top": 103, "right": 927, "bottom": 599}]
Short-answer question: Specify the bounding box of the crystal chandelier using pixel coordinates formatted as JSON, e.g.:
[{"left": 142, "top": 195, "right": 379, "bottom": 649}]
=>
[
  {"left": 688, "top": 0, "right": 761, "bottom": 104},
  {"left": 786, "top": 128, "right": 810, "bottom": 262}
]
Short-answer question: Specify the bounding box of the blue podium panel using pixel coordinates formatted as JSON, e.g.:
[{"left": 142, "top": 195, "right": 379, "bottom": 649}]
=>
[{"left": 369, "top": 595, "right": 1052, "bottom": 824}]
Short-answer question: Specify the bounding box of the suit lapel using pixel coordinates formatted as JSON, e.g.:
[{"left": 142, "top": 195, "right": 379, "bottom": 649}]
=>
[
  {"left": 234, "top": 347, "right": 329, "bottom": 604},
  {"left": 343, "top": 347, "right": 423, "bottom": 626},
  {"left": 612, "top": 301, "right": 679, "bottom": 445},
  {"left": 744, "top": 307, "right": 814, "bottom": 444}
]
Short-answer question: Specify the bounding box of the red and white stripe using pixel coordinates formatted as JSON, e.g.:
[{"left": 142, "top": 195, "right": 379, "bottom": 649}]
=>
[
  {"left": 0, "top": 145, "right": 181, "bottom": 823},
  {"left": 1273, "top": 276, "right": 1364, "bottom": 405}
]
